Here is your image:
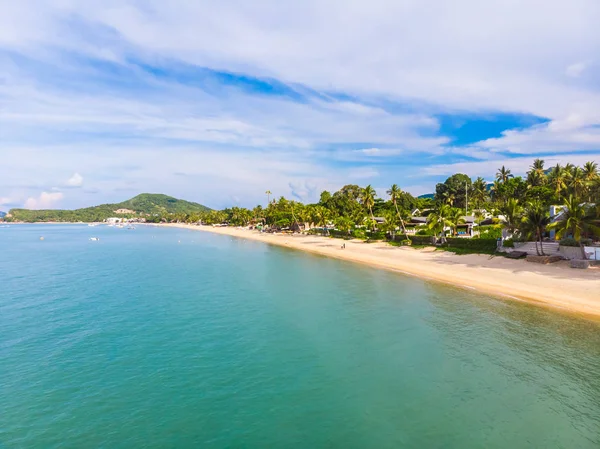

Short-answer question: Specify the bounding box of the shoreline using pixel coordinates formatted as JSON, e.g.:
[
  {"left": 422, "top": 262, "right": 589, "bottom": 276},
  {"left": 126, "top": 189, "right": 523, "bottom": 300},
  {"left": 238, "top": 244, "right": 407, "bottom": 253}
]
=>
[{"left": 164, "top": 223, "right": 600, "bottom": 319}]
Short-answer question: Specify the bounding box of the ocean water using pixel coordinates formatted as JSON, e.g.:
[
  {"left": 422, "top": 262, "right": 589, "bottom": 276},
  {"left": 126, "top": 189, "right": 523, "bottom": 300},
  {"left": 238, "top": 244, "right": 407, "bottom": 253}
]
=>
[{"left": 1, "top": 225, "right": 599, "bottom": 448}]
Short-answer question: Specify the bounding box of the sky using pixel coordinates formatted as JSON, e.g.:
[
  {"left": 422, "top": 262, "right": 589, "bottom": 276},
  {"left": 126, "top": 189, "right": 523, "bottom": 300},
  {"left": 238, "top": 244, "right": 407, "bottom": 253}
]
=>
[{"left": 1, "top": 0, "right": 600, "bottom": 210}]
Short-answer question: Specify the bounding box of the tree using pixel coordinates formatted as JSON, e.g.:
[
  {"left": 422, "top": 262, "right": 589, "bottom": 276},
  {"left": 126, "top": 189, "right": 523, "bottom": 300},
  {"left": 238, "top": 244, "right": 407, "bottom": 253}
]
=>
[
  {"left": 496, "top": 166, "right": 513, "bottom": 183},
  {"left": 334, "top": 216, "right": 354, "bottom": 236},
  {"left": 548, "top": 196, "right": 600, "bottom": 259},
  {"left": 313, "top": 205, "right": 331, "bottom": 235},
  {"left": 360, "top": 185, "right": 376, "bottom": 220},
  {"left": 548, "top": 164, "right": 567, "bottom": 202},
  {"left": 500, "top": 198, "right": 523, "bottom": 235},
  {"left": 449, "top": 208, "right": 466, "bottom": 236},
  {"left": 583, "top": 161, "right": 599, "bottom": 201},
  {"left": 427, "top": 204, "right": 454, "bottom": 240},
  {"left": 567, "top": 167, "right": 587, "bottom": 199},
  {"left": 434, "top": 174, "right": 472, "bottom": 210},
  {"left": 521, "top": 202, "right": 551, "bottom": 256},
  {"left": 265, "top": 190, "right": 272, "bottom": 204},
  {"left": 387, "top": 184, "right": 408, "bottom": 233},
  {"left": 471, "top": 177, "right": 489, "bottom": 208}
]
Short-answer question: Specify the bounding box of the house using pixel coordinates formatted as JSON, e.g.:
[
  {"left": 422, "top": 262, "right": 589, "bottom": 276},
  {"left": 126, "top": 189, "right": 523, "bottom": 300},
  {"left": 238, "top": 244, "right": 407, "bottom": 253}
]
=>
[{"left": 454, "top": 216, "right": 476, "bottom": 237}]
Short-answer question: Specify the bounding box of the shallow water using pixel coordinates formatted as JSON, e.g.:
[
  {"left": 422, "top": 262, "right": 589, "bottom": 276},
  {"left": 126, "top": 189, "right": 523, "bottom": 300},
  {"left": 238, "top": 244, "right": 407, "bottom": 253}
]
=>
[{"left": 1, "top": 224, "right": 599, "bottom": 448}]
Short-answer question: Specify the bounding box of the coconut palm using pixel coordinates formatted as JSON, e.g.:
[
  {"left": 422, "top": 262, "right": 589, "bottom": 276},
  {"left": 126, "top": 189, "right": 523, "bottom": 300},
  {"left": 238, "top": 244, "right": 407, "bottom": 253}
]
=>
[
  {"left": 583, "top": 161, "right": 599, "bottom": 201},
  {"left": 496, "top": 166, "right": 513, "bottom": 183},
  {"left": 471, "top": 177, "right": 488, "bottom": 208},
  {"left": 500, "top": 198, "right": 523, "bottom": 235},
  {"left": 360, "top": 185, "right": 376, "bottom": 220},
  {"left": 386, "top": 184, "right": 408, "bottom": 233},
  {"left": 313, "top": 205, "right": 331, "bottom": 235},
  {"left": 547, "top": 196, "right": 600, "bottom": 259},
  {"left": 530, "top": 159, "right": 546, "bottom": 177},
  {"left": 583, "top": 161, "right": 598, "bottom": 182},
  {"left": 265, "top": 190, "right": 272, "bottom": 204},
  {"left": 521, "top": 202, "right": 551, "bottom": 256},
  {"left": 567, "top": 167, "right": 587, "bottom": 198},
  {"left": 449, "top": 208, "right": 466, "bottom": 236},
  {"left": 427, "top": 204, "right": 454, "bottom": 241},
  {"left": 548, "top": 164, "right": 567, "bottom": 201},
  {"left": 334, "top": 216, "right": 354, "bottom": 236}
]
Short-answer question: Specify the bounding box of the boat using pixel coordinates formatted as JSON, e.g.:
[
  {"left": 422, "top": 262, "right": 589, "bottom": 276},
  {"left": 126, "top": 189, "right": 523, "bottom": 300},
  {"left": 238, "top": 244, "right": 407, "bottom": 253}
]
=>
[{"left": 89, "top": 237, "right": 99, "bottom": 241}]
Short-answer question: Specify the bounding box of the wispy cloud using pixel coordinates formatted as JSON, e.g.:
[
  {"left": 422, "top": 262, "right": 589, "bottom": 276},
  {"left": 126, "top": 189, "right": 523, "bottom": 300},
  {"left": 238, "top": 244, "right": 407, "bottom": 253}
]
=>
[{"left": 0, "top": 1, "right": 599, "bottom": 207}]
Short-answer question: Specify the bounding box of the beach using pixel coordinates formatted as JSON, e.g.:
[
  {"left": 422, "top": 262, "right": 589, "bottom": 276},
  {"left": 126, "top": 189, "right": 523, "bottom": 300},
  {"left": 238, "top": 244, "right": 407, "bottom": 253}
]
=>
[{"left": 165, "top": 223, "right": 600, "bottom": 318}]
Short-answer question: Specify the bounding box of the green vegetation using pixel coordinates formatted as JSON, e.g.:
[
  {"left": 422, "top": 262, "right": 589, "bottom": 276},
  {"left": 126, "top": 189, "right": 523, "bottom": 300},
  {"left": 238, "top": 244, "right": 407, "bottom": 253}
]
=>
[
  {"left": 4, "top": 158, "right": 600, "bottom": 258},
  {"left": 6, "top": 193, "right": 210, "bottom": 223}
]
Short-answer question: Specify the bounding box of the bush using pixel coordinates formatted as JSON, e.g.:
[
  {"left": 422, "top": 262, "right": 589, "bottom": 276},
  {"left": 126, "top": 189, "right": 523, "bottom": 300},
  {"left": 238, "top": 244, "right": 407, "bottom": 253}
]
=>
[
  {"left": 559, "top": 237, "right": 579, "bottom": 247},
  {"left": 416, "top": 228, "right": 434, "bottom": 236},
  {"left": 444, "top": 238, "right": 498, "bottom": 253},
  {"left": 352, "top": 229, "right": 367, "bottom": 240},
  {"left": 475, "top": 225, "right": 502, "bottom": 240},
  {"left": 503, "top": 239, "right": 515, "bottom": 248}
]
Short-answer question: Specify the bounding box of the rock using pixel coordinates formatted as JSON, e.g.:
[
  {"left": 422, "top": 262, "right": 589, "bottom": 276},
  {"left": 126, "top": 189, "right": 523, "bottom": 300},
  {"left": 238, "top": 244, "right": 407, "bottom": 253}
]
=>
[
  {"left": 526, "top": 255, "right": 562, "bottom": 264},
  {"left": 570, "top": 259, "right": 590, "bottom": 269},
  {"left": 506, "top": 251, "right": 527, "bottom": 259}
]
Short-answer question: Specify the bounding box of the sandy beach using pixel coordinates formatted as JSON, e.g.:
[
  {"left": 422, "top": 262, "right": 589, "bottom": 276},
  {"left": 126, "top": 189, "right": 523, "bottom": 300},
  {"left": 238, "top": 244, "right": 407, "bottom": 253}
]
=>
[{"left": 164, "top": 223, "right": 600, "bottom": 319}]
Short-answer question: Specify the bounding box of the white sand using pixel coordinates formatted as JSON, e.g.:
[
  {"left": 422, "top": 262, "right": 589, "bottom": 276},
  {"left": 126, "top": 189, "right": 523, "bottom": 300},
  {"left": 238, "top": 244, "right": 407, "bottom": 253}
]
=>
[{"left": 165, "top": 224, "right": 600, "bottom": 319}]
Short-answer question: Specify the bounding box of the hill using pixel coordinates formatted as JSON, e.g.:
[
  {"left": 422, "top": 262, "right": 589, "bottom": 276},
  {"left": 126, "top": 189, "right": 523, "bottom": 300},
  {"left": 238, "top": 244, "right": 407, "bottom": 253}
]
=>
[
  {"left": 7, "top": 194, "right": 211, "bottom": 222},
  {"left": 0, "top": 211, "right": 6, "bottom": 218}
]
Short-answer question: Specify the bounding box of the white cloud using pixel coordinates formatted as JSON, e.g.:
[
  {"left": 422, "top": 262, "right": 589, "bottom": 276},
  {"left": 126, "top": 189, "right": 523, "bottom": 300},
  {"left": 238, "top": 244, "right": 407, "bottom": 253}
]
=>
[
  {"left": 23, "top": 191, "right": 64, "bottom": 209},
  {"left": 1, "top": 1, "right": 600, "bottom": 207},
  {"left": 566, "top": 62, "right": 587, "bottom": 78},
  {"left": 66, "top": 172, "right": 83, "bottom": 187}
]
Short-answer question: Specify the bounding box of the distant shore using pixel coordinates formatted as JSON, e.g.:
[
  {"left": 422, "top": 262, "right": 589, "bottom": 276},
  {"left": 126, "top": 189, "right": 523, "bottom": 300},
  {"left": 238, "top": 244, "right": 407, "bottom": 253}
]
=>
[{"left": 164, "top": 223, "right": 600, "bottom": 319}]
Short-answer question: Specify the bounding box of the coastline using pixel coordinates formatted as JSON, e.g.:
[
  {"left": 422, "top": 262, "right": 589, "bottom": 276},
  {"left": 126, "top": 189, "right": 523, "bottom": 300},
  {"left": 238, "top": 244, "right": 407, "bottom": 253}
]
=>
[{"left": 164, "top": 223, "right": 600, "bottom": 319}]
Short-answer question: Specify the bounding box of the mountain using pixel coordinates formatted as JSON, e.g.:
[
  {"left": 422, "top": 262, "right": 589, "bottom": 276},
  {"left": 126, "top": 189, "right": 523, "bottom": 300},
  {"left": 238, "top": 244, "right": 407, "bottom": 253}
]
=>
[
  {"left": 0, "top": 211, "right": 6, "bottom": 218},
  {"left": 417, "top": 193, "right": 435, "bottom": 199},
  {"left": 7, "top": 194, "right": 211, "bottom": 222}
]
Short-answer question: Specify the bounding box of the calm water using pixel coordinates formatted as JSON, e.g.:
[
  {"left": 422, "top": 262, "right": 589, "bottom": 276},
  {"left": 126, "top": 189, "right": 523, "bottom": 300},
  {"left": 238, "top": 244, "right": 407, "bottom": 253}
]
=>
[{"left": 1, "top": 225, "right": 599, "bottom": 448}]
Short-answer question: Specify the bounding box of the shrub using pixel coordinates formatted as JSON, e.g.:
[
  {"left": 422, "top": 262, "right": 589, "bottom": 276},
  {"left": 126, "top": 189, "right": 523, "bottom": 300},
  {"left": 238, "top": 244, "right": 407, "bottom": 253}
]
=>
[
  {"left": 475, "top": 225, "right": 502, "bottom": 240},
  {"left": 559, "top": 237, "right": 579, "bottom": 247},
  {"left": 416, "top": 228, "right": 434, "bottom": 236},
  {"left": 444, "top": 238, "right": 498, "bottom": 253},
  {"left": 503, "top": 239, "right": 515, "bottom": 248},
  {"left": 352, "top": 229, "right": 367, "bottom": 240}
]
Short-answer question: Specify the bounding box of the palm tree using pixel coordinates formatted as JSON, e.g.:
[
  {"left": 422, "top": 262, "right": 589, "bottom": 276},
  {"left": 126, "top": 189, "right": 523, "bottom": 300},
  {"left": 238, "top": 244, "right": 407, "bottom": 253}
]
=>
[
  {"left": 387, "top": 184, "right": 408, "bottom": 233},
  {"left": 313, "top": 205, "right": 330, "bottom": 235},
  {"left": 548, "top": 196, "right": 600, "bottom": 259},
  {"left": 449, "top": 208, "right": 466, "bottom": 236},
  {"left": 583, "top": 161, "right": 598, "bottom": 201},
  {"left": 334, "top": 216, "right": 354, "bottom": 236},
  {"left": 443, "top": 190, "right": 456, "bottom": 207},
  {"left": 567, "top": 167, "right": 587, "bottom": 198},
  {"left": 265, "top": 190, "right": 272, "bottom": 205},
  {"left": 548, "top": 164, "right": 567, "bottom": 201},
  {"left": 427, "top": 204, "right": 454, "bottom": 241},
  {"left": 530, "top": 159, "right": 546, "bottom": 177},
  {"left": 496, "top": 166, "right": 513, "bottom": 183},
  {"left": 360, "top": 185, "right": 376, "bottom": 220},
  {"left": 500, "top": 198, "right": 523, "bottom": 235},
  {"left": 471, "top": 177, "right": 488, "bottom": 208},
  {"left": 521, "top": 202, "right": 551, "bottom": 256}
]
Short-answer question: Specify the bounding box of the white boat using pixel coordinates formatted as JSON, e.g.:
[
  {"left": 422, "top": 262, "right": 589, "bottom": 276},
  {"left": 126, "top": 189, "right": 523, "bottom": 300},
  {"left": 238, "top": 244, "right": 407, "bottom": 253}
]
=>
[
  {"left": 89, "top": 237, "right": 99, "bottom": 241},
  {"left": 88, "top": 223, "right": 98, "bottom": 227}
]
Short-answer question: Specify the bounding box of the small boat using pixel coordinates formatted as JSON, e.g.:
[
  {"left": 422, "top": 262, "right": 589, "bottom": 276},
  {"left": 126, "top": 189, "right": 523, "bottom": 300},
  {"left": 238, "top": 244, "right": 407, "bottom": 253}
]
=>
[
  {"left": 88, "top": 223, "right": 97, "bottom": 227},
  {"left": 89, "top": 237, "right": 100, "bottom": 241}
]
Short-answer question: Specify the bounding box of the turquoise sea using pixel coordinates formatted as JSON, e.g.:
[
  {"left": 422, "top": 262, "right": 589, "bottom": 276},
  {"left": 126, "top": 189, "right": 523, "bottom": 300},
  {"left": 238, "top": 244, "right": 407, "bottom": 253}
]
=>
[{"left": 1, "top": 224, "right": 599, "bottom": 448}]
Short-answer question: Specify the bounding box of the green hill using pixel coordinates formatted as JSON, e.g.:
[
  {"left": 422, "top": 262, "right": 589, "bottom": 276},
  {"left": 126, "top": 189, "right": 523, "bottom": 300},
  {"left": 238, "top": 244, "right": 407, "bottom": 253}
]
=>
[{"left": 7, "top": 194, "right": 211, "bottom": 222}]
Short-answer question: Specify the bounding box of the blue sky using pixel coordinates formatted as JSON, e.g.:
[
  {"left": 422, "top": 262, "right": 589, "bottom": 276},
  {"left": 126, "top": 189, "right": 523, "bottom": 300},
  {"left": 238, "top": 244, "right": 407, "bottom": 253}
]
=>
[{"left": 2, "top": 1, "right": 600, "bottom": 210}]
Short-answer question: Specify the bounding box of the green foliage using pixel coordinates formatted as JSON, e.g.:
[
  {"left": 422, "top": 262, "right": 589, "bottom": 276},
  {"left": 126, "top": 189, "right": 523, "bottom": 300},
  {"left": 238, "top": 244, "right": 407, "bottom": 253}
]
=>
[
  {"left": 434, "top": 173, "right": 472, "bottom": 209},
  {"left": 443, "top": 238, "right": 498, "bottom": 252},
  {"left": 8, "top": 194, "right": 211, "bottom": 223},
  {"left": 475, "top": 225, "right": 502, "bottom": 239},
  {"left": 559, "top": 237, "right": 579, "bottom": 247},
  {"left": 503, "top": 238, "right": 515, "bottom": 248}
]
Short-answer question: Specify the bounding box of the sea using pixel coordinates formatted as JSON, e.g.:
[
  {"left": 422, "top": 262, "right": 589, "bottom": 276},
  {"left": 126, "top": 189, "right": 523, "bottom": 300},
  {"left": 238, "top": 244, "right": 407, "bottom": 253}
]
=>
[{"left": 1, "top": 224, "right": 599, "bottom": 448}]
